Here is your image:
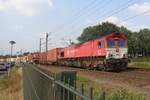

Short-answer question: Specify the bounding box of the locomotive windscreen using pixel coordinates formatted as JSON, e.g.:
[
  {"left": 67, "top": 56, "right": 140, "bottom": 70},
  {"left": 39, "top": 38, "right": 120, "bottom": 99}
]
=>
[
  {"left": 119, "top": 40, "right": 126, "bottom": 47},
  {"left": 108, "top": 39, "right": 126, "bottom": 48}
]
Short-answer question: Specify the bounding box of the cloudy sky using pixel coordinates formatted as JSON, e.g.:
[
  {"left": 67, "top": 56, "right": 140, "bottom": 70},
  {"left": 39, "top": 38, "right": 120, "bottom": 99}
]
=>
[{"left": 0, "top": 0, "right": 150, "bottom": 55}]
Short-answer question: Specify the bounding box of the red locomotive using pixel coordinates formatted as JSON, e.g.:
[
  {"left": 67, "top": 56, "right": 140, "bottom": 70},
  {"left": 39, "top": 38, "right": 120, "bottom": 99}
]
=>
[{"left": 30, "top": 32, "right": 128, "bottom": 71}]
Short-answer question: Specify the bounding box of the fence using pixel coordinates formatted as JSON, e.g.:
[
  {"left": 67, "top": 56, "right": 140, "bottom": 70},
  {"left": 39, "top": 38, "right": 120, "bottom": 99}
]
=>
[{"left": 22, "top": 64, "right": 106, "bottom": 100}]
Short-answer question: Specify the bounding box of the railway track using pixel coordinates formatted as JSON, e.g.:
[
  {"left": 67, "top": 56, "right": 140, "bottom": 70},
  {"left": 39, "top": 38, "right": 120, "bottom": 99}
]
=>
[{"left": 41, "top": 65, "right": 150, "bottom": 97}]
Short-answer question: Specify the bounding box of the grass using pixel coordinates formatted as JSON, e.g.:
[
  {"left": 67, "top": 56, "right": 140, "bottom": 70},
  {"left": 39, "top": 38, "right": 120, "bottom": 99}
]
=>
[
  {"left": 128, "top": 57, "right": 150, "bottom": 69},
  {"left": 45, "top": 65, "right": 150, "bottom": 99},
  {"left": 131, "top": 57, "right": 150, "bottom": 62},
  {"left": 0, "top": 67, "right": 23, "bottom": 100},
  {"left": 76, "top": 75, "right": 150, "bottom": 100},
  {"left": 129, "top": 62, "right": 150, "bottom": 69},
  {"left": 108, "top": 89, "right": 148, "bottom": 100}
]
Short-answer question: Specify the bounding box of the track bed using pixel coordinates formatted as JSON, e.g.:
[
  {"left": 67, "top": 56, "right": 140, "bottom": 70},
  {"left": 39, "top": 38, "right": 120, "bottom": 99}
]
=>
[{"left": 41, "top": 65, "right": 150, "bottom": 97}]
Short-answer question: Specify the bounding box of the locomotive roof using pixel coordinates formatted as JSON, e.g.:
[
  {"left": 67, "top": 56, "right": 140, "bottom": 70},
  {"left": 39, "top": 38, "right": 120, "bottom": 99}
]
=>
[{"left": 68, "top": 32, "right": 126, "bottom": 48}]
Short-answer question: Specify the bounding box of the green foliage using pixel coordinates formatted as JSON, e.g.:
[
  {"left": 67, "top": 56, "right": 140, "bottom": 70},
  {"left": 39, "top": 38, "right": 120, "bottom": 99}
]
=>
[
  {"left": 129, "top": 62, "right": 150, "bottom": 69},
  {"left": 0, "top": 68, "right": 22, "bottom": 100},
  {"left": 131, "top": 57, "right": 150, "bottom": 62},
  {"left": 0, "top": 68, "right": 21, "bottom": 91},
  {"left": 77, "top": 22, "right": 119, "bottom": 43},
  {"left": 108, "top": 89, "right": 148, "bottom": 100},
  {"left": 77, "top": 76, "right": 90, "bottom": 82},
  {"left": 76, "top": 76, "right": 149, "bottom": 100},
  {"left": 129, "top": 57, "right": 150, "bottom": 68},
  {"left": 77, "top": 22, "right": 150, "bottom": 57}
]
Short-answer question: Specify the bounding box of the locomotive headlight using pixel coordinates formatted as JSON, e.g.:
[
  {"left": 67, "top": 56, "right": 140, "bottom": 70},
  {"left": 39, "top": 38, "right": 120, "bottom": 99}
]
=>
[
  {"left": 123, "top": 53, "right": 128, "bottom": 58},
  {"left": 108, "top": 53, "right": 113, "bottom": 58}
]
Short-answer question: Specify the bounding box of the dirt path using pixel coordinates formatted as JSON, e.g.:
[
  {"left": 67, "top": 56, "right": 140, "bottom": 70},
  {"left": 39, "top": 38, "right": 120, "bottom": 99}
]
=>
[{"left": 45, "top": 65, "right": 150, "bottom": 96}]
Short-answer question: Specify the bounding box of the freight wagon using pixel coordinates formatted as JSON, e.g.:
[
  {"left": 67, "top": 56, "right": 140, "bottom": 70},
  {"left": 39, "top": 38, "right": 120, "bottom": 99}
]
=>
[
  {"left": 47, "top": 48, "right": 62, "bottom": 64},
  {"left": 28, "top": 52, "right": 40, "bottom": 64},
  {"left": 39, "top": 52, "right": 46, "bottom": 64}
]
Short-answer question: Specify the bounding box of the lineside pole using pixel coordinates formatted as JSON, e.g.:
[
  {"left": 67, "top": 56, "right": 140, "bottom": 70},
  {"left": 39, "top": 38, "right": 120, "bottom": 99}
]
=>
[
  {"left": 39, "top": 38, "right": 41, "bottom": 53},
  {"left": 8, "top": 44, "right": 13, "bottom": 77},
  {"left": 45, "top": 33, "right": 49, "bottom": 66}
]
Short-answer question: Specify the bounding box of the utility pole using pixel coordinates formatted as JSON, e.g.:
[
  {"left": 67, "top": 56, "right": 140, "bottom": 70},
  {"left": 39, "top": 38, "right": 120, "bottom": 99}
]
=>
[
  {"left": 20, "top": 49, "right": 23, "bottom": 63},
  {"left": 45, "top": 33, "right": 48, "bottom": 65},
  {"left": 39, "top": 38, "right": 42, "bottom": 53},
  {"left": 68, "top": 39, "right": 73, "bottom": 45},
  {"left": 45, "top": 32, "right": 51, "bottom": 65}
]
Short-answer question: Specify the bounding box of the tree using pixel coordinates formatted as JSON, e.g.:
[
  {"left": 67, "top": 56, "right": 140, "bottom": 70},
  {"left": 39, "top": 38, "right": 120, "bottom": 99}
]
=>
[
  {"left": 78, "top": 22, "right": 120, "bottom": 43},
  {"left": 137, "top": 29, "right": 150, "bottom": 56}
]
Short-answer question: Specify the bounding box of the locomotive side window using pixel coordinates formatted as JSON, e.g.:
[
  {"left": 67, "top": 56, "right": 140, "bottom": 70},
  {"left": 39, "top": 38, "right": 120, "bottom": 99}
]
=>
[
  {"left": 108, "top": 40, "right": 115, "bottom": 48},
  {"left": 60, "top": 52, "right": 64, "bottom": 57},
  {"left": 98, "top": 41, "right": 104, "bottom": 48}
]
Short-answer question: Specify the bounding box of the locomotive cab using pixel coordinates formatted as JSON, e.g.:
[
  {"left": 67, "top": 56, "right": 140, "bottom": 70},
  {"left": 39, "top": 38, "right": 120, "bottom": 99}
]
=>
[{"left": 105, "top": 33, "right": 128, "bottom": 71}]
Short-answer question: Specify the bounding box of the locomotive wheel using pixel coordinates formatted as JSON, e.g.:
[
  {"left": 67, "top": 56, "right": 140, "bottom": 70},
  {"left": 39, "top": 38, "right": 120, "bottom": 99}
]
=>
[
  {"left": 102, "top": 65, "right": 109, "bottom": 71},
  {"left": 97, "top": 64, "right": 104, "bottom": 71}
]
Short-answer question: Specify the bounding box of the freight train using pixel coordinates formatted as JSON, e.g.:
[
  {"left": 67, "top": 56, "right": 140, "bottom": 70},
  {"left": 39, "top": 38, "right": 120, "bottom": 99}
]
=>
[{"left": 28, "top": 33, "right": 128, "bottom": 71}]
